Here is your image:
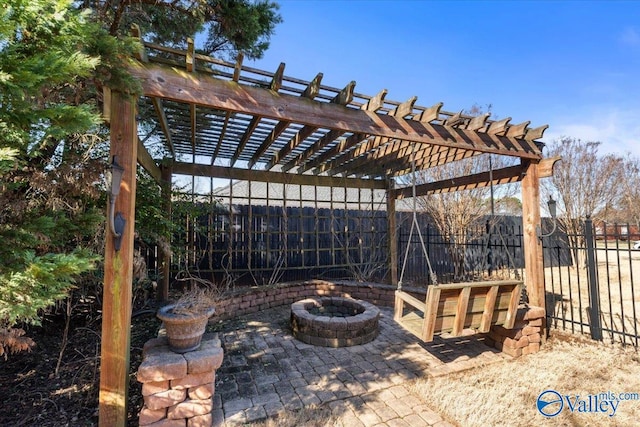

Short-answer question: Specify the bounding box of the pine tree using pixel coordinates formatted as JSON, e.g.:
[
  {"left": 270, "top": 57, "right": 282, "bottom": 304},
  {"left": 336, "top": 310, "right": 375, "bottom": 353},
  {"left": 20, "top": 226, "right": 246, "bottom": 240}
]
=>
[
  {"left": 0, "top": 0, "right": 123, "bottom": 355},
  {"left": 87, "top": 0, "right": 282, "bottom": 60},
  {"left": 0, "top": 0, "right": 283, "bottom": 356}
]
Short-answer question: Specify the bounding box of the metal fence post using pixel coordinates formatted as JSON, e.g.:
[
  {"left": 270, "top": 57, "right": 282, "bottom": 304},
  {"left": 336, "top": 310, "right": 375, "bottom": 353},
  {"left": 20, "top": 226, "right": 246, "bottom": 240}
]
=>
[{"left": 585, "top": 216, "right": 603, "bottom": 341}]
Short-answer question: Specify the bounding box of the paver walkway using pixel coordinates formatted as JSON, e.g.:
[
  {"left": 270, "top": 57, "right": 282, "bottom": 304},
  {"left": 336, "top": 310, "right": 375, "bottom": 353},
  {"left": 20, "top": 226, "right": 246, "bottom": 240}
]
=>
[{"left": 212, "top": 305, "right": 511, "bottom": 426}]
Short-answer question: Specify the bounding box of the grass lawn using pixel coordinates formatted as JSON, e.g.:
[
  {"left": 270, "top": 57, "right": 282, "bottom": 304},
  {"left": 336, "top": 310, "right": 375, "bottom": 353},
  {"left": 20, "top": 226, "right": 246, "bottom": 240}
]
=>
[{"left": 412, "top": 331, "right": 640, "bottom": 426}]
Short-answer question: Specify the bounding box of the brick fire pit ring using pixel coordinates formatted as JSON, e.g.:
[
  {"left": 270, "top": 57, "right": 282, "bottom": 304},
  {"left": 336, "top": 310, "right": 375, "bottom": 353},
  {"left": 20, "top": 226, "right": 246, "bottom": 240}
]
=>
[{"left": 290, "top": 297, "right": 380, "bottom": 347}]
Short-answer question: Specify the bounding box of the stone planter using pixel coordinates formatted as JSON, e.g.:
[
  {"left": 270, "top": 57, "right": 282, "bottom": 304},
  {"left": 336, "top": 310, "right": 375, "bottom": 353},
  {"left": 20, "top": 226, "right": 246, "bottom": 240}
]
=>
[{"left": 156, "top": 304, "right": 215, "bottom": 353}]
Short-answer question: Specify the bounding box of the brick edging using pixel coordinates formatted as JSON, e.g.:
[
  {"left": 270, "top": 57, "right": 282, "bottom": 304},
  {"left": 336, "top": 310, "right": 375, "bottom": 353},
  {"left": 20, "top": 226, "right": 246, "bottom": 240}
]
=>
[{"left": 213, "top": 280, "right": 397, "bottom": 321}]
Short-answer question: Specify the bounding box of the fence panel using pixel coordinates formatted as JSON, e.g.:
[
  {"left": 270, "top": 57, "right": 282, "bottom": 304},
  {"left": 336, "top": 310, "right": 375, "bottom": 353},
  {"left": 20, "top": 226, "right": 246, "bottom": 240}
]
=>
[
  {"left": 544, "top": 219, "right": 640, "bottom": 347},
  {"left": 152, "top": 198, "right": 640, "bottom": 347},
  {"left": 168, "top": 201, "right": 391, "bottom": 286},
  {"left": 397, "top": 214, "right": 526, "bottom": 286}
]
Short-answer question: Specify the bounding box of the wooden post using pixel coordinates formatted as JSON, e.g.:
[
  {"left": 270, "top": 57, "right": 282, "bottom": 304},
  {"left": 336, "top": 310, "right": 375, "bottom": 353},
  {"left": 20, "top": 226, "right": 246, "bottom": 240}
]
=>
[
  {"left": 99, "top": 91, "right": 138, "bottom": 427},
  {"left": 521, "top": 160, "right": 545, "bottom": 311},
  {"left": 159, "top": 162, "right": 172, "bottom": 302},
  {"left": 387, "top": 182, "right": 398, "bottom": 286}
]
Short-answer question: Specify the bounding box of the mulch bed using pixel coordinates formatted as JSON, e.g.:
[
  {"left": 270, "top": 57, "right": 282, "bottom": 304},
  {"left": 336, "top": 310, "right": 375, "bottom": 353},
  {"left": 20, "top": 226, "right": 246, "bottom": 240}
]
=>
[{"left": 0, "top": 306, "right": 162, "bottom": 426}]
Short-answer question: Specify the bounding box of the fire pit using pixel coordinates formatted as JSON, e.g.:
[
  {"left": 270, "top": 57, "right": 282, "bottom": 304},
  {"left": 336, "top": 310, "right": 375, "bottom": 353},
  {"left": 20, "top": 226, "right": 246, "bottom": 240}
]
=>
[{"left": 290, "top": 297, "right": 379, "bottom": 347}]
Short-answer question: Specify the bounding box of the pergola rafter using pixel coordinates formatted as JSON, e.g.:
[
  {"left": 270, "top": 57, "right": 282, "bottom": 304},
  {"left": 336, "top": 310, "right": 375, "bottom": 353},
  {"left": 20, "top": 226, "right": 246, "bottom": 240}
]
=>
[{"left": 128, "top": 57, "right": 545, "bottom": 177}]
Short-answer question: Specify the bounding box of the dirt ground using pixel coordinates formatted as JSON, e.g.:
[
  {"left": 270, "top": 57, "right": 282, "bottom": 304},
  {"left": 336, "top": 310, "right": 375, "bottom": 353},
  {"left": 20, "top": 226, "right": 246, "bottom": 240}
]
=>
[{"left": 0, "top": 307, "right": 161, "bottom": 427}]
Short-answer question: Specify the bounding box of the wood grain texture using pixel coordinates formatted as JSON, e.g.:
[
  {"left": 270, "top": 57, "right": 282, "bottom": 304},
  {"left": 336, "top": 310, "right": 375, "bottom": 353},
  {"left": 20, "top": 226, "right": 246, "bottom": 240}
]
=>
[
  {"left": 480, "top": 286, "right": 500, "bottom": 332},
  {"left": 521, "top": 161, "right": 545, "bottom": 310},
  {"left": 128, "top": 62, "right": 543, "bottom": 164},
  {"left": 172, "top": 162, "right": 387, "bottom": 189},
  {"left": 452, "top": 287, "right": 472, "bottom": 336},
  {"left": 99, "top": 92, "right": 137, "bottom": 427}
]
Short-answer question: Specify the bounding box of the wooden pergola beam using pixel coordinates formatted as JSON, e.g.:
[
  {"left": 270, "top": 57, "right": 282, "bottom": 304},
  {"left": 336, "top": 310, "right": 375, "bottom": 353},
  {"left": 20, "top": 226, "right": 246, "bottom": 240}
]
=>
[
  {"left": 137, "top": 137, "right": 162, "bottom": 183},
  {"left": 350, "top": 139, "right": 473, "bottom": 178},
  {"left": 249, "top": 63, "right": 321, "bottom": 169},
  {"left": 150, "top": 98, "right": 176, "bottom": 157},
  {"left": 128, "top": 62, "right": 543, "bottom": 162},
  {"left": 249, "top": 119, "right": 289, "bottom": 168},
  {"left": 270, "top": 62, "right": 285, "bottom": 91},
  {"left": 315, "top": 135, "right": 386, "bottom": 175},
  {"left": 385, "top": 154, "right": 561, "bottom": 198},
  {"left": 374, "top": 147, "right": 479, "bottom": 178},
  {"left": 231, "top": 114, "right": 261, "bottom": 165},
  {"left": 390, "top": 164, "right": 527, "bottom": 199},
  {"left": 187, "top": 38, "right": 197, "bottom": 159},
  {"left": 444, "top": 110, "right": 465, "bottom": 127},
  {"left": 262, "top": 72, "right": 324, "bottom": 169},
  {"left": 265, "top": 76, "right": 355, "bottom": 170},
  {"left": 300, "top": 132, "right": 369, "bottom": 173},
  {"left": 213, "top": 54, "right": 245, "bottom": 164},
  {"left": 466, "top": 113, "right": 490, "bottom": 131},
  {"left": 280, "top": 82, "right": 359, "bottom": 174},
  {"left": 281, "top": 127, "right": 344, "bottom": 172},
  {"left": 326, "top": 134, "right": 454, "bottom": 177},
  {"left": 338, "top": 119, "right": 542, "bottom": 178},
  {"left": 130, "top": 27, "right": 176, "bottom": 158},
  {"left": 488, "top": 117, "right": 511, "bottom": 135},
  {"left": 323, "top": 137, "right": 400, "bottom": 176},
  {"left": 367, "top": 145, "right": 559, "bottom": 181},
  {"left": 295, "top": 90, "right": 389, "bottom": 173},
  {"left": 521, "top": 160, "right": 545, "bottom": 320},
  {"left": 314, "top": 97, "right": 424, "bottom": 175},
  {"left": 172, "top": 162, "right": 387, "bottom": 189}
]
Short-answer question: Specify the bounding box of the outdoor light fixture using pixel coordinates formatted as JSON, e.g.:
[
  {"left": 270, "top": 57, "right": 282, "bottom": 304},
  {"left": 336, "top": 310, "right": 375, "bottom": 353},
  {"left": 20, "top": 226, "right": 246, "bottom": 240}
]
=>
[
  {"left": 537, "top": 196, "right": 557, "bottom": 240},
  {"left": 108, "top": 156, "right": 126, "bottom": 251}
]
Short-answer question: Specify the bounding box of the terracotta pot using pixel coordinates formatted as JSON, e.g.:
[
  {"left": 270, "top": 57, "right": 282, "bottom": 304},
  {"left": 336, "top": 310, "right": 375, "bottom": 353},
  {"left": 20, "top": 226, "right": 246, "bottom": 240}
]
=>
[{"left": 157, "top": 304, "right": 215, "bottom": 353}]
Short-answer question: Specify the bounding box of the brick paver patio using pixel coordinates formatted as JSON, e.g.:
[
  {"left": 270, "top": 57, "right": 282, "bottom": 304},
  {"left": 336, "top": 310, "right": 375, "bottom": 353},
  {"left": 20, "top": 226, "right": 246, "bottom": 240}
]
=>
[{"left": 212, "top": 304, "right": 511, "bottom": 426}]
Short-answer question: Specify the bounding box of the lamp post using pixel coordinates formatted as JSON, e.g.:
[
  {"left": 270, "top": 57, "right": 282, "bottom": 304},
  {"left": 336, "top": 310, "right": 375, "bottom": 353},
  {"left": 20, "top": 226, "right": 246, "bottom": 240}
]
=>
[{"left": 109, "top": 156, "right": 126, "bottom": 251}]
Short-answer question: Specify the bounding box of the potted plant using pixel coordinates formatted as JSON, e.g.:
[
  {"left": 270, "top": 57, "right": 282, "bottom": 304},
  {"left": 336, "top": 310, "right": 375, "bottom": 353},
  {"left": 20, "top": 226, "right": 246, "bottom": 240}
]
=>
[{"left": 157, "top": 287, "right": 218, "bottom": 353}]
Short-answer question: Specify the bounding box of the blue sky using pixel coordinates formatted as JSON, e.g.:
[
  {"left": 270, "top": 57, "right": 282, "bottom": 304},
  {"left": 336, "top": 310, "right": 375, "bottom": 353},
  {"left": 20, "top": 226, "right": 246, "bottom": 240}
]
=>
[{"left": 245, "top": 0, "right": 640, "bottom": 157}]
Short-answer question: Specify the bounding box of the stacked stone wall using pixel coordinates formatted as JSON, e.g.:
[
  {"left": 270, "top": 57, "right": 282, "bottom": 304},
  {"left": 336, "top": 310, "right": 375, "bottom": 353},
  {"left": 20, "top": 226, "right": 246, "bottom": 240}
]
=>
[
  {"left": 486, "top": 306, "right": 545, "bottom": 358},
  {"left": 137, "top": 333, "right": 224, "bottom": 426}
]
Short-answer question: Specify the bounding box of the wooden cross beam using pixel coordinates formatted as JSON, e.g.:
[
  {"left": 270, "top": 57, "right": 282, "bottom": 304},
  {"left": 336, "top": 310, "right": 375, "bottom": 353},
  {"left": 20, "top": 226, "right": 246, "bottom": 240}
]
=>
[{"left": 128, "top": 62, "right": 544, "bottom": 164}]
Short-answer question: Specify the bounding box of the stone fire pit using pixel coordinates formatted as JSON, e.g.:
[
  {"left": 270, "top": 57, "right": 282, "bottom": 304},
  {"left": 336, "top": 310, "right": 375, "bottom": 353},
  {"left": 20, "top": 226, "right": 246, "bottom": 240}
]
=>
[{"left": 290, "top": 297, "right": 379, "bottom": 347}]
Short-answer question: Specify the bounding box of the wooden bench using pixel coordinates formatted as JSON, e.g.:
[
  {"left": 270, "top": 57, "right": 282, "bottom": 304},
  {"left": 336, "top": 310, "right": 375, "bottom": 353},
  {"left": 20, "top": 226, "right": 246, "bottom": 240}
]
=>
[{"left": 394, "top": 280, "right": 523, "bottom": 342}]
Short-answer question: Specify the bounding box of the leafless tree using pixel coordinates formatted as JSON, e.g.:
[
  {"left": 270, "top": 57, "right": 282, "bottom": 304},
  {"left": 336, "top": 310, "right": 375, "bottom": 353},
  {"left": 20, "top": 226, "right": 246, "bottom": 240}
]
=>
[
  {"left": 411, "top": 153, "right": 519, "bottom": 281},
  {"left": 401, "top": 104, "right": 522, "bottom": 281},
  {"left": 613, "top": 156, "right": 640, "bottom": 227},
  {"left": 542, "top": 137, "right": 625, "bottom": 266}
]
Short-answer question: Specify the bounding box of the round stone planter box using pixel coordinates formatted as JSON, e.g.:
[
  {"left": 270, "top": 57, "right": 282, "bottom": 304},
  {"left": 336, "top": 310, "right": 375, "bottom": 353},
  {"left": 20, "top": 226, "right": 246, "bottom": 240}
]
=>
[
  {"left": 157, "top": 304, "right": 215, "bottom": 353},
  {"left": 291, "top": 297, "right": 380, "bottom": 347}
]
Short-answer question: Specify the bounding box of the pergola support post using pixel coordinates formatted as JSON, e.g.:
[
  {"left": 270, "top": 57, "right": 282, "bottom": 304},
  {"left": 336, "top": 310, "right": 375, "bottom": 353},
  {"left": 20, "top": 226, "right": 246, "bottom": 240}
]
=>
[
  {"left": 159, "top": 162, "right": 172, "bottom": 302},
  {"left": 387, "top": 181, "right": 398, "bottom": 286},
  {"left": 521, "top": 160, "right": 546, "bottom": 336},
  {"left": 98, "top": 91, "right": 138, "bottom": 427}
]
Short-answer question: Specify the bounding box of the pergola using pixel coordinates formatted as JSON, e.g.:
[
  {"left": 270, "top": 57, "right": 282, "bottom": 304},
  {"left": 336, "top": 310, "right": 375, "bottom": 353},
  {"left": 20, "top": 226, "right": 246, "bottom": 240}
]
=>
[{"left": 98, "top": 34, "right": 556, "bottom": 425}]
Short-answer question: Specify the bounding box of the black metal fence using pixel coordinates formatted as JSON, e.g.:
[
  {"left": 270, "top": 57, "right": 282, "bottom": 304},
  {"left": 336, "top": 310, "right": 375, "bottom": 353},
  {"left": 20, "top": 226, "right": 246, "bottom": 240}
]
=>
[
  {"left": 396, "top": 213, "right": 526, "bottom": 285},
  {"left": 158, "top": 202, "right": 533, "bottom": 287},
  {"left": 544, "top": 218, "right": 640, "bottom": 347},
  {"left": 140, "top": 198, "right": 640, "bottom": 347}
]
